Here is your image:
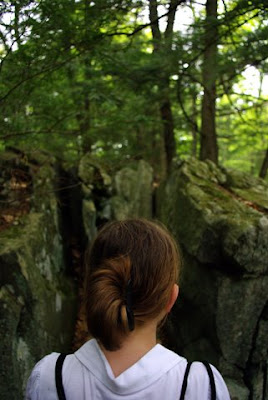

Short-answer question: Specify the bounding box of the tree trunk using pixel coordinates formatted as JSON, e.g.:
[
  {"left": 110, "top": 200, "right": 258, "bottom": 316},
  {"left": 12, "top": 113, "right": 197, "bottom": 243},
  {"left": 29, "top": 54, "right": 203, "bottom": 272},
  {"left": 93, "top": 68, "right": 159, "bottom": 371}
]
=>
[
  {"left": 148, "top": 0, "right": 180, "bottom": 173},
  {"left": 259, "top": 148, "right": 268, "bottom": 179},
  {"left": 81, "top": 86, "right": 91, "bottom": 154},
  {"left": 200, "top": 0, "right": 218, "bottom": 164},
  {"left": 14, "top": 1, "right": 21, "bottom": 47},
  {"left": 65, "top": 51, "right": 92, "bottom": 154},
  {"left": 191, "top": 91, "right": 198, "bottom": 157},
  {"left": 81, "top": 0, "right": 92, "bottom": 154},
  {"left": 160, "top": 96, "right": 176, "bottom": 169}
]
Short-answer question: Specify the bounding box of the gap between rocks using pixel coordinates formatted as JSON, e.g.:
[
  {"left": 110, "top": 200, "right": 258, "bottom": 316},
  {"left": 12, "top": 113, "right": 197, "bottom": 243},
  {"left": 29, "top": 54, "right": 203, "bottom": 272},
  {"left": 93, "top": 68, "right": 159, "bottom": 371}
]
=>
[{"left": 55, "top": 165, "right": 89, "bottom": 350}]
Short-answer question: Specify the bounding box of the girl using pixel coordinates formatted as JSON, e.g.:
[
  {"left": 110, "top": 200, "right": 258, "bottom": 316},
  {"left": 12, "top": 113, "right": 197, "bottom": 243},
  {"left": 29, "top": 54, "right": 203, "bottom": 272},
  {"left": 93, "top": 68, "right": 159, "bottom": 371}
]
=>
[{"left": 26, "top": 218, "right": 230, "bottom": 399}]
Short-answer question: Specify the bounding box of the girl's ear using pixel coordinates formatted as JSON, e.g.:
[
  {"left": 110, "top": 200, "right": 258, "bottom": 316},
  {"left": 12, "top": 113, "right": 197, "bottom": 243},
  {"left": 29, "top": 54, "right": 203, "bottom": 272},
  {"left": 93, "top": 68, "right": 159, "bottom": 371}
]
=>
[{"left": 166, "top": 284, "right": 179, "bottom": 313}]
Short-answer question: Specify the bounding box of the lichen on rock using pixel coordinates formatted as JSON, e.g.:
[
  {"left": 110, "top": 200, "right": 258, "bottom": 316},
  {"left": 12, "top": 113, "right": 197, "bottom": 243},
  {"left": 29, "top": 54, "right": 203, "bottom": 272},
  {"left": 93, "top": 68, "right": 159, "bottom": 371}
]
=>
[
  {"left": 158, "top": 158, "right": 268, "bottom": 399},
  {"left": 110, "top": 160, "right": 153, "bottom": 220},
  {"left": 0, "top": 154, "right": 77, "bottom": 400}
]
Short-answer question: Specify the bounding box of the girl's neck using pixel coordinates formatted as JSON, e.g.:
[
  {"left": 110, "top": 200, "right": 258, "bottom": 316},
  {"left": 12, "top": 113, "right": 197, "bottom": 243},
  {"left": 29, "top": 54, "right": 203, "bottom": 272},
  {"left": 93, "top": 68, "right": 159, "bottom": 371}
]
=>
[{"left": 100, "top": 320, "right": 158, "bottom": 378}]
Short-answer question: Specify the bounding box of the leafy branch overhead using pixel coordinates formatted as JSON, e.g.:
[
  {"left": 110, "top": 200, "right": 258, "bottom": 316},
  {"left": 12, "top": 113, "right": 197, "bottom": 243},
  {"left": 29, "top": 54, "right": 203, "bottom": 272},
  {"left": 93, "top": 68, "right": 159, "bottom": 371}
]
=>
[{"left": 0, "top": 0, "right": 268, "bottom": 178}]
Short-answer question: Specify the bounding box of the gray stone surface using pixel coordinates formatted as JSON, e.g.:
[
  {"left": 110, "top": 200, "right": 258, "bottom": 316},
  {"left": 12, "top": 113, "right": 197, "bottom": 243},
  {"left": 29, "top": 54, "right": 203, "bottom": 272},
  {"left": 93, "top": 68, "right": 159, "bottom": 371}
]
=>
[
  {"left": 224, "top": 379, "right": 250, "bottom": 400},
  {"left": 0, "top": 155, "right": 77, "bottom": 400},
  {"left": 111, "top": 160, "right": 153, "bottom": 220},
  {"left": 78, "top": 153, "right": 111, "bottom": 240},
  {"left": 158, "top": 158, "right": 268, "bottom": 400},
  {"left": 79, "top": 157, "right": 153, "bottom": 227},
  {"left": 1, "top": 153, "right": 267, "bottom": 400}
]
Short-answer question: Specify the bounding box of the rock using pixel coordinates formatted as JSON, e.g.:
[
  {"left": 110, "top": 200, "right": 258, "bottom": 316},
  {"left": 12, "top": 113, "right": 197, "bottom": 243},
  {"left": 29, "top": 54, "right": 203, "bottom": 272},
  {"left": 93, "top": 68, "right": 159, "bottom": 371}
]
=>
[
  {"left": 82, "top": 199, "right": 97, "bottom": 242},
  {"left": 0, "top": 154, "right": 77, "bottom": 400},
  {"left": 158, "top": 158, "right": 268, "bottom": 399},
  {"left": 78, "top": 153, "right": 112, "bottom": 194},
  {"left": 217, "top": 276, "right": 268, "bottom": 369},
  {"left": 224, "top": 379, "right": 250, "bottom": 400},
  {"left": 2, "top": 151, "right": 267, "bottom": 400},
  {"left": 78, "top": 157, "right": 153, "bottom": 232},
  {"left": 111, "top": 160, "right": 153, "bottom": 220},
  {"left": 78, "top": 153, "right": 112, "bottom": 238}
]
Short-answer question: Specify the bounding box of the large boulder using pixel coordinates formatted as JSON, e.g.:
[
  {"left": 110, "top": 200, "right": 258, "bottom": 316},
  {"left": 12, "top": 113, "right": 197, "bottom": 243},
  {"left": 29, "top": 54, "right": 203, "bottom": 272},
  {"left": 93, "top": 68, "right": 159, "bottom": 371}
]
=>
[
  {"left": 0, "top": 152, "right": 77, "bottom": 399},
  {"left": 78, "top": 154, "right": 112, "bottom": 239},
  {"left": 78, "top": 157, "right": 153, "bottom": 230},
  {"left": 111, "top": 160, "right": 153, "bottom": 220},
  {"left": 158, "top": 159, "right": 268, "bottom": 400}
]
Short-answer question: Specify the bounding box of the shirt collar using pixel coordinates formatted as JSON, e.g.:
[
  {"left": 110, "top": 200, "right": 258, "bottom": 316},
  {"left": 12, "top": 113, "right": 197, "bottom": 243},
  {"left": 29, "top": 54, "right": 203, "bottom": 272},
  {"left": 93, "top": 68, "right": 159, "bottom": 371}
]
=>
[{"left": 75, "top": 338, "right": 183, "bottom": 395}]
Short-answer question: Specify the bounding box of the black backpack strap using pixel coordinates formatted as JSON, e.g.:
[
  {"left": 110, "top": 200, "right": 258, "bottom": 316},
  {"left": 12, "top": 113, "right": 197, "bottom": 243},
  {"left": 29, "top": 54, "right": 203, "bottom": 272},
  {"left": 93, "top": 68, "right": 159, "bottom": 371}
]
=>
[
  {"left": 179, "top": 361, "right": 193, "bottom": 400},
  {"left": 201, "top": 361, "right": 216, "bottom": 400},
  {"left": 179, "top": 361, "right": 216, "bottom": 400},
  {"left": 55, "top": 353, "right": 67, "bottom": 400}
]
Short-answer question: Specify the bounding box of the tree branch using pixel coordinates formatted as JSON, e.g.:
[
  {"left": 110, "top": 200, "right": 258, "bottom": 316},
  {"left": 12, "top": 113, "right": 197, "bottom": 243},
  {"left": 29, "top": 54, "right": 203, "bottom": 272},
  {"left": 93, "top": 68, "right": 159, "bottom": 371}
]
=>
[
  {"left": 149, "top": 0, "right": 161, "bottom": 43},
  {"left": 176, "top": 78, "right": 201, "bottom": 134},
  {"left": 0, "top": 50, "right": 83, "bottom": 104},
  {"left": 165, "top": 0, "right": 183, "bottom": 40},
  {"left": 0, "top": 129, "right": 80, "bottom": 140}
]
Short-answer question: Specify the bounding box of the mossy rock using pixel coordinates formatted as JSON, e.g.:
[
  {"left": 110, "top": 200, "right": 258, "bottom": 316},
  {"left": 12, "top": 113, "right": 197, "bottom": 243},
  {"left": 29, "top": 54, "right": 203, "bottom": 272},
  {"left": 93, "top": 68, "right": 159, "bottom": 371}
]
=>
[
  {"left": 111, "top": 160, "right": 153, "bottom": 220},
  {"left": 78, "top": 153, "right": 112, "bottom": 193},
  {"left": 0, "top": 153, "right": 77, "bottom": 399},
  {"left": 158, "top": 159, "right": 268, "bottom": 275},
  {"left": 158, "top": 159, "right": 268, "bottom": 398}
]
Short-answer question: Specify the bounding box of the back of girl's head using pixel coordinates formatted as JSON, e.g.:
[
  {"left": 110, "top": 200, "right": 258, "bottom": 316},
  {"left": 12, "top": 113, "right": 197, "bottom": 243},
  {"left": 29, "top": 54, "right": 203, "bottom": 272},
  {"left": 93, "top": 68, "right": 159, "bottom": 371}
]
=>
[{"left": 84, "top": 218, "right": 181, "bottom": 351}]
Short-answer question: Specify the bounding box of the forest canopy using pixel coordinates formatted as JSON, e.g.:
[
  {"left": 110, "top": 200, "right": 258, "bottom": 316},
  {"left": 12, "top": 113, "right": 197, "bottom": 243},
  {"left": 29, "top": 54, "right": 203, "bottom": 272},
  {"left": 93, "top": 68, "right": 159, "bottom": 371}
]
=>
[{"left": 1, "top": 0, "right": 268, "bottom": 178}]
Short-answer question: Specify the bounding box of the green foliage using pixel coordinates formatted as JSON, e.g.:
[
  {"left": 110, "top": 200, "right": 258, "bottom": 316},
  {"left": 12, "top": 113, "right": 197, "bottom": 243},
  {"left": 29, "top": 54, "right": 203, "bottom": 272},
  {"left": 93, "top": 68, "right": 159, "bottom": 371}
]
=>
[{"left": 0, "top": 0, "right": 268, "bottom": 177}]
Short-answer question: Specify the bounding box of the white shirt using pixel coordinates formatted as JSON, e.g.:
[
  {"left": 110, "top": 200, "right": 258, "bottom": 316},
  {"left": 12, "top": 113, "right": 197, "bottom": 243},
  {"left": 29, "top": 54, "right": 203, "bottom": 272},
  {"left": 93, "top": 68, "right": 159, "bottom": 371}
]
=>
[{"left": 25, "top": 339, "right": 230, "bottom": 400}]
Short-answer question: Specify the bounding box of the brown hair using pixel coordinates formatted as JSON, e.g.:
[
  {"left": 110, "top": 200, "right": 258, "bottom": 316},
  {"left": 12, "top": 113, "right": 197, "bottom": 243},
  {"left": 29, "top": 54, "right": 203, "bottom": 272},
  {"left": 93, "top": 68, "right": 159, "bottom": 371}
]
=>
[{"left": 84, "top": 218, "right": 181, "bottom": 351}]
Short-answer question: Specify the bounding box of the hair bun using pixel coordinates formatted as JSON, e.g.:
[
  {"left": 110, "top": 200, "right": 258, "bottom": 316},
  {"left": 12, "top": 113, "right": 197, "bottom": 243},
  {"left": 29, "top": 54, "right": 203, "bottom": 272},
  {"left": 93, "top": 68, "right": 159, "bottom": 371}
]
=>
[{"left": 85, "top": 256, "right": 132, "bottom": 350}]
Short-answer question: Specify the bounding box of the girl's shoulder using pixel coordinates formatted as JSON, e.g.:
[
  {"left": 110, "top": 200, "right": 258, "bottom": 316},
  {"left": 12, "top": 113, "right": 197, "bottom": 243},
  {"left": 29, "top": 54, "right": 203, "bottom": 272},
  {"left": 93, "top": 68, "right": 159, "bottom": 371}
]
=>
[
  {"left": 181, "top": 361, "right": 231, "bottom": 400},
  {"left": 25, "top": 353, "right": 59, "bottom": 400},
  {"left": 26, "top": 352, "right": 84, "bottom": 400}
]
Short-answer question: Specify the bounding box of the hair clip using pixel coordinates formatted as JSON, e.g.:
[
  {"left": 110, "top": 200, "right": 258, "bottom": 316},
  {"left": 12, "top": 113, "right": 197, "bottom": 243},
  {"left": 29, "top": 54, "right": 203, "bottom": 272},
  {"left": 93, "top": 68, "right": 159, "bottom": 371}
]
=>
[{"left": 126, "top": 279, "right": 135, "bottom": 331}]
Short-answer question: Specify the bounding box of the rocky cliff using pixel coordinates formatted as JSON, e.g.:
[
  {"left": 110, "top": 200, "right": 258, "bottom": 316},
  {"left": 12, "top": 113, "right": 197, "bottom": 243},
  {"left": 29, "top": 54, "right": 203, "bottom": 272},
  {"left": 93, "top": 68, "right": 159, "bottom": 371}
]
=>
[
  {"left": 158, "top": 159, "right": 268, "bottom": 400},
  {"left": 0, "top": 152, "right": 267, "bottom": 400},
  {"left": 0, "top": 152, "right": 77, "bottom": 399}
]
